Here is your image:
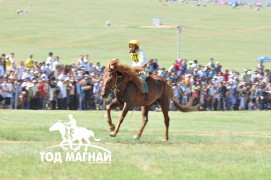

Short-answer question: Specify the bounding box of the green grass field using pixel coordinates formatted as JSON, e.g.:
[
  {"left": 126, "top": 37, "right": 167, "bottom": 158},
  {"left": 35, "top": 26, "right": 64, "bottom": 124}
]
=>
[
  {"left": 1, "top": 0, "right": 271, "bottom": 71},
  {"left": 1, "top": 110, "right": 271, "bottom": 179}
]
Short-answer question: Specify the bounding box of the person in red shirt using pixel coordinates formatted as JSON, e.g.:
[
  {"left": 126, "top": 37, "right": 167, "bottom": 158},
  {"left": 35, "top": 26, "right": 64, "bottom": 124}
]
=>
[
  {"left": 222, "top": 69, "right": 229, "bottom": 82},
  {"left": 38, "top": 79, "right": 46, "bottom": 109}
]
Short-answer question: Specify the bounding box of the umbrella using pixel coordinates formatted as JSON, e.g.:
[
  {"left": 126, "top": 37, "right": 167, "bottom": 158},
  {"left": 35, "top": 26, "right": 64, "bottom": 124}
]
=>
[{"left": 257, "top": 56, "right": 271, "bottom": 62}]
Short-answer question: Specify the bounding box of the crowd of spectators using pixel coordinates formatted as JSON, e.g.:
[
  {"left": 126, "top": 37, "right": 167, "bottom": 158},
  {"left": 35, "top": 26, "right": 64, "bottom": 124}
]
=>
[{"left": 0, "top": 52, "right": 270, "bottom": 111}]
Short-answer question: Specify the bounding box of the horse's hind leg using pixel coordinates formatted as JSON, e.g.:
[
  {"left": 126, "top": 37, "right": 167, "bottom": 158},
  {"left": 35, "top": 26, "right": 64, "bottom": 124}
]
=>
[
  {"left": 106, "top": 98, "right": 123, "bottom": 131},
  {"left": 133, "top": 106, "right": 149, "bottom": 140},
  {"left": 159, "top": 98, "right": 170, "bottom": 141}
]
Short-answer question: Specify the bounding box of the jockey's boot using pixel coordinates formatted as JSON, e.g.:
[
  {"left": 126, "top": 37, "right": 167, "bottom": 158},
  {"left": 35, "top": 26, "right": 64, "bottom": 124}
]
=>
[{"left": 144, "top": 93, "right": 149, "bottom": 101}]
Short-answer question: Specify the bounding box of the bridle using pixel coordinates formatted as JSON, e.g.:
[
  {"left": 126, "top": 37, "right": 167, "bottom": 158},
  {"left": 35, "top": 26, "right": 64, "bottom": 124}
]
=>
[{"left": 103, "top": 72, "right": 126, "bottom": 93}]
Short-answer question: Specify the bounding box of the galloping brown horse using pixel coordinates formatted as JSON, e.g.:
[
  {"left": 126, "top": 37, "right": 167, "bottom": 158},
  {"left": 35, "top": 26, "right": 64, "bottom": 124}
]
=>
[{"left": 101, "top": 59, "right": 198, "bottom": 141}]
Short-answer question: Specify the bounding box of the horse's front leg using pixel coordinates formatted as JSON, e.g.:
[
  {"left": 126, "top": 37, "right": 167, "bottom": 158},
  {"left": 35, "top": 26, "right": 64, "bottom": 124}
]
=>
[
  {"left": 60, "top": 139, "right": 69, "bottom": 150},
  {"left": 106, "top": 98, "right": 123, "bottom": 132},
  {"left": 109, "top": 103, "right": 129, "bottom": 137}
]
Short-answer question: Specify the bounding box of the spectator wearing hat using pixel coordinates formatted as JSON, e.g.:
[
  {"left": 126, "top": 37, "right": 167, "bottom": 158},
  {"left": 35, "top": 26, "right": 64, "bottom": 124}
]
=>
[
  {"left": 17, "top": 91, "right": 28, "bottom": 109},
  {"left": 187, "top": 61, "right": 194, "bottom": 73},
  {"left": 242, "top": 69, "right": 252, "bottom": 84}
]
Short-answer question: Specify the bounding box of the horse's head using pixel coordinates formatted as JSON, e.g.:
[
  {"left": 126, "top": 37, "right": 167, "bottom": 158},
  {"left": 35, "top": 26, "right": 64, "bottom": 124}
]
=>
[
  {"left": 101, "top": 60, "right": 123, "bottom": 98},
  {"left": 49, "top": 121, "right": 64, "bottom": 132}
]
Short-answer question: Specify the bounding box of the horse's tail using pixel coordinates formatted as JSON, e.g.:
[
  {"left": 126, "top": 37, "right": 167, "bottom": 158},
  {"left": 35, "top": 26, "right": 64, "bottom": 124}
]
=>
[
  {"left": 165, "top": 82, "right": 198, "bottom": 112},
  {"left": 171, "top": 97, "right": 199, "bottom": 112}
]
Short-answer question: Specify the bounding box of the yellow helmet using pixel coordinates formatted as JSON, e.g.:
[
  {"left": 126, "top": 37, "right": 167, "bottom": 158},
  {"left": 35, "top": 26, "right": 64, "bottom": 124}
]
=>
[{"left": 128, "top": 40, "right": 139, "bottom": 47}]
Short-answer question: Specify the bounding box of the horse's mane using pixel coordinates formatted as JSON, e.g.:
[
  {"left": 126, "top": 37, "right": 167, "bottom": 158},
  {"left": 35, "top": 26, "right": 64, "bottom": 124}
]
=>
[{"left": 108, "top": 59, "right": 144, "bottom": 92}]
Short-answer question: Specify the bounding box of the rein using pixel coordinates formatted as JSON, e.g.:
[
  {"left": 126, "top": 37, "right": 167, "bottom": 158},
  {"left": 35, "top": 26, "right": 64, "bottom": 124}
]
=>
[{"left": 104, "top": 73, "right": 126, "bottom": 93}]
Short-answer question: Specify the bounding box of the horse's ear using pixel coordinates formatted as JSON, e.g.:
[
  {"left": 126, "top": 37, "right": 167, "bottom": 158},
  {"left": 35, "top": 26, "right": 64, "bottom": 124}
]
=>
[
  {"left": 116, "top": 71, "right": 123, "bottom": 77},
  {"left": 109, "top": 65, "right": 115, "bottom": 71}
]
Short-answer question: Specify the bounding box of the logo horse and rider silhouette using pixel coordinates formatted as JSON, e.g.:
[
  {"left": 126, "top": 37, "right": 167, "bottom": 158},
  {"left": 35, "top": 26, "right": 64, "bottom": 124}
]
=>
[{"left": 49, "top": 114, "right": 100, "bottom": 152}]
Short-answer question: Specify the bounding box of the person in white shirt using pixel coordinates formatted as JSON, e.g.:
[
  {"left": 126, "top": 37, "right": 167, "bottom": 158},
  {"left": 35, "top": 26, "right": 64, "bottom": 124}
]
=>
[
  {"left": 46, "top": 52, "right": 55, "bottom": 70},
  {"left": 21, "top": 68, "right": 33, "bottom": 81},
  {"left": 41, "top": 62, "right": 51, "bottom": 76},
  {"left": 83, "top": 59, "right": 91, "bottom": 74},
  {"left": 77, "top": 55, "right": 84, "bottom": 69},
  {"left": 2, "top": 78, "right": 14, "bottom": 109},
  {"left": 9, "top": 53, "right": 16, "bottom": 69},
  {"left": 57, "top": 78, "right": 67, "bottom": 109},
  {"left": 52, "top": 56, "right": 61, "bottom": 71}
]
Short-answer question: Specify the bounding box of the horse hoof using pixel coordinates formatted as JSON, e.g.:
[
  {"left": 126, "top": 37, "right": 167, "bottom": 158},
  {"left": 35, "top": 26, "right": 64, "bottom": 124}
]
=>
[
  {"left": 110, "top": 124, "right": 115, "bottom": 132},
  {"left": 133, "top": 135, "right": 140, "bottom": 140},
  {"left": 162, "top": 138, "right": 168, "bottom": 142},
  {"left": 109, "top": 132, "right": 116, "bottom": 137}
]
